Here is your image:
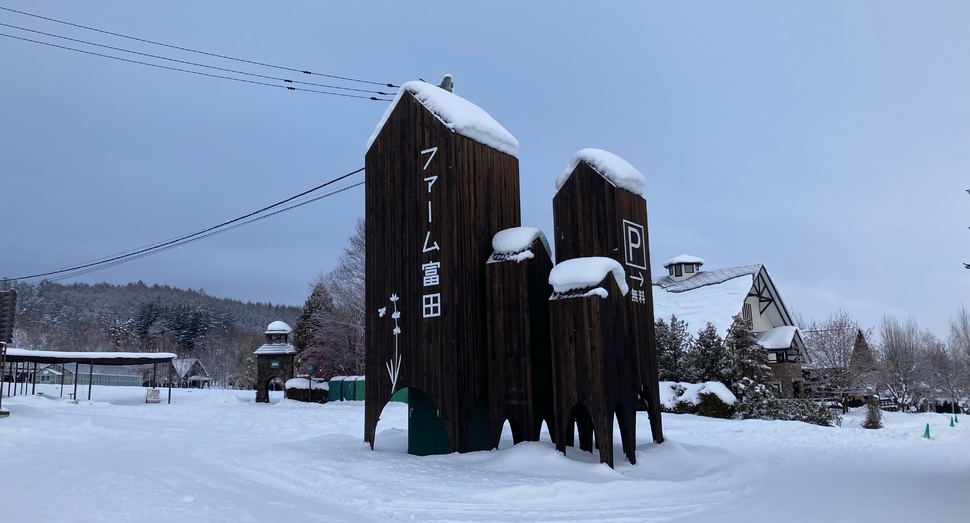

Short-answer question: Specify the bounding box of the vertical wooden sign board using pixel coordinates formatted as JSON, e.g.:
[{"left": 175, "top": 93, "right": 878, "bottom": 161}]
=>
[
  {"left": 364, "top": 89, "right": 520, "bottom": 455},
  {"left": 552, "top": 159, "right": 664, "bottom": 444},
  {"left": 485, "top": 231, "right": 555, "bottom": 447}
]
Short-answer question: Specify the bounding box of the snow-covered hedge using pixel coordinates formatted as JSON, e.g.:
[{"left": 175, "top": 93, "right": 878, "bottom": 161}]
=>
[
  {"left": 735, "top": 388, "right": 838, "bottom": 427},
  {"left": 284, "top": 378, "right": 329, "bottom": 404}
]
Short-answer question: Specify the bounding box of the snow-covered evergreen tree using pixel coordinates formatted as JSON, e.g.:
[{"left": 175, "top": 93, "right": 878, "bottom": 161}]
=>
[
  {"left": 686, "top": 322, "right": 728, "bottom": 384},
  {"left": 723, "top": 315, "right": 772, "bottom": 400},
  {"left": 657, "top": 315, "right": 695, "bottom": 382}
]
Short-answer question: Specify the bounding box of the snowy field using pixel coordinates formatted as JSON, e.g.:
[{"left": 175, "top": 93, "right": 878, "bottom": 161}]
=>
[{"left": 1, "top": 385, "right": 967, "bottom": 522}]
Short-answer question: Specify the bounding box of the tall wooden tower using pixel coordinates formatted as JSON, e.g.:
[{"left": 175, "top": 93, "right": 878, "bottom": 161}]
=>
[
  {"left": 552, "top": 149, "right": 664, "bottom": 445},
  {"left": 364, "top": 81, "right": 521, "bottom": 454}
]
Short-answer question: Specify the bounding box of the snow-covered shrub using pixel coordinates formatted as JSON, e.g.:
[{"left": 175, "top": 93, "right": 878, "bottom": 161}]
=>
[
  {"left": 695, "top": 392, "right": 734, "bottom": 419},
  {"left": 659, "top": 381, "right": 736, "bottom": 418},
  {"left": 736, "top": 396, "right": 837, "bottom": 427}
]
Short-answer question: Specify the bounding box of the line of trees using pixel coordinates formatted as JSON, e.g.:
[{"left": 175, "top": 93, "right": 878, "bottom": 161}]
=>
[
  {"left": 656, "top": 315, "right": 771, "bottom": 401},
  {"left": 803, "top": 308, "right": 970, "bottom": 413}
]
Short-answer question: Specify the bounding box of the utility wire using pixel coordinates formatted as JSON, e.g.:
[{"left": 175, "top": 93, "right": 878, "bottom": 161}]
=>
[
  {"left": 43, "top": 181, "right": 365, "bottom": 282},
  {"left": 0, "top": 33, "right": 392, "bottom": 101},
  {"left": 9, "top": 168, "right": 365, "bottom": 281},
  {"left": 0, "top": 6, "right": 397, "bottom": 88},
  {"left": 0, "top": 22, "right": 395, "bottom": 96}
]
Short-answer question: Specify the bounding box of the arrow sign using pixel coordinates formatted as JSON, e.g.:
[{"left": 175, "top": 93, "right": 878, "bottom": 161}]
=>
[{"left": 630, "top": 272, "right": 644, "bottom": 287}]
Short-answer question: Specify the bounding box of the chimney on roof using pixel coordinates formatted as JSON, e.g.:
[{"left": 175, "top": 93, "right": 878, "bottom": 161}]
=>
[{"left": 438, "top": 74, "right": 454, "bottom": 93}]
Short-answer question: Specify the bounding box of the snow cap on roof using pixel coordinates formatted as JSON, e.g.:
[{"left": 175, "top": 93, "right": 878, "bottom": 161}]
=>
[
  {"left": 366, "top": 80, "right": 519, "bottom": 157},
  {"left": 493, "top": 226, "right": 550, "bottom": 254},
  {"left": 664, "top": 254, "right": 706, "bottom": 268},
  {"left": 555, "top": 148, "right": 645, "bottom": 195},
  {"left": 549, "top": 257, "right": 629, "bottom": 296},
  {"left": 488, "top": 226, "right": 551, "bottom": 264},
  {"left": 265, "top": 321, "right": 292, "bottom": 334}
]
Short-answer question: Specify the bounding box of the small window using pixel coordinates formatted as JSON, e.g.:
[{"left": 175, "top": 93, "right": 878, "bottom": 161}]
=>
[
  {"left": 685, "top": 264, "right": 694, "bottom": 274},
  {"left": 674, "top": 264, "right": 683, "bottom": 277},
  {"left": 668, "top": 266, "right": 674, "bottom": 276}
]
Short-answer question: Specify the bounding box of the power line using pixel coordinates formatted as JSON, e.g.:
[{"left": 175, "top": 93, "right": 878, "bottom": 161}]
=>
[
  {"left": 0, "top": 33, "right": 392, "bottom": 101},
  {"left": 0, "top": 22, "right": 395, "bottom": 96},
  {"left": 43, "top": 181, "right": 365, "bottom": 282},
  {"left": 0, "top": 6, "right": 397, "bottom": 88},
  {"left": 8, "top": 168, "right": 365, "bottom": 282}
]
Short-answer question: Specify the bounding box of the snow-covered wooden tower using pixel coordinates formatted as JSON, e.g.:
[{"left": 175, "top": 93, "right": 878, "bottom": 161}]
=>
[
  {"left": 364, "top": 81, "right": 521, "bottom": 454},
  {"left": 548, "top": 257, "right": 639, "bottom": 467},
  {"left": 552, "top": 149, "right": 664, "bottom": 447},
  {"left": 485, "top": 227, "right": 555, "bottom": 446}
]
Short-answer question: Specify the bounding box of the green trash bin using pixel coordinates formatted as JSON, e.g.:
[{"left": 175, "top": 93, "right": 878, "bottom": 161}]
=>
[
  {"left": 329, "top": 376, "right": 345, "bottom": 401},
  {"left": 342, "top": 376, "right": 357, "bottom": 401},
  {"left": 354, "top": 376, "right": 365, "bottom": 400}
]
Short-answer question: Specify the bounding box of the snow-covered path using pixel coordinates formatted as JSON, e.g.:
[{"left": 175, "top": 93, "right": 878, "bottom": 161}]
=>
[{"left": 1, "top": 385, "right": 966, "bottom": 522}]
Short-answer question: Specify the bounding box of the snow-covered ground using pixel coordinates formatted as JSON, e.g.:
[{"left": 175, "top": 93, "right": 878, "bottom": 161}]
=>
[{"left": 1, "top": 385, "right": 966, "bottom": 522}]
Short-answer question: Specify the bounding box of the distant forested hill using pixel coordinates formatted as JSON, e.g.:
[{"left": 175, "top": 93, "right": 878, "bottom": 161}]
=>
[{"left": 3, "top": 280, "right": 300, "bottom": 387}]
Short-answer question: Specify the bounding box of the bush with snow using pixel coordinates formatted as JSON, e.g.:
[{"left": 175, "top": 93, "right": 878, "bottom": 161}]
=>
[
  {"left": 735, "top": 389, "right": 838, "bottom": 427},
  {"left": 659, "top": 381, "right": 736, "bottom": 419}
]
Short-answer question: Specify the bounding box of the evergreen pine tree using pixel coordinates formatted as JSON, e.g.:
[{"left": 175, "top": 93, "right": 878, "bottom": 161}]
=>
[
  {"left": 658, "top": 315, "right": 694, "bottom": 382},
  {"left": 293, "top": 282, "right": 334, "bottom": 353},
  {"left": 655, "top": 318, "right": 672, "bottom": 380},
  {"left": 723, "top": 315, "right": 772, "bottom": 400},
  {"left": 687, "top": 322, "right": 728, "bottom": 384}
]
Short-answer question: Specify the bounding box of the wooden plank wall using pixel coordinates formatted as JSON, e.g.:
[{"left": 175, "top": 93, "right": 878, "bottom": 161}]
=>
[
  {"left": 364, "top": 92, "right": 521, "bottom": 453},
  {"left": 485, "top": 237, "right": 555, "bottom": 446},
  {"left": 548, "top": 275, "right": 639, "bottom": 468},
  {"left": 552, "top": 161, "right": 664, "bottom": 444}
]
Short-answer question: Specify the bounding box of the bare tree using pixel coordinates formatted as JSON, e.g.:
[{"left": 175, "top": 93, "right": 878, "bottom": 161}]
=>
[
  {"left": 878, "top": 315, "right": 929, "bottom": 411},
  {"left": 803, "top": 311, "right": 876, "bottom": 412},
  {"left": 945, "top": 304, "right": 970, "bottom": 411},
  {"left": 926, "top": 339, "right": 966, "bottom": 414},
  {"left": 324, "top": 219, "right": 366, "bottom": 375},
  {"left": 294, "top": 219, "right": 366, "bottom": 378}
]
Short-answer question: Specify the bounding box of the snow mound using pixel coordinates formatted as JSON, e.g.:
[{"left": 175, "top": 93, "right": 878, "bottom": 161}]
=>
[
  {"left": 555, "top": 148, "right": 645, "bottom": 195},
  {"left": 549, "top": 257, "right": 628, "bottom": 296},
  {"left": 659, "top": 381, "right": 737, "bottom": 408},
  {"left": 367, "top": 80, "right": 519, "bottom": 157},
  {"left": 194, "top": 390, "right": 246, "bottom": 405}
]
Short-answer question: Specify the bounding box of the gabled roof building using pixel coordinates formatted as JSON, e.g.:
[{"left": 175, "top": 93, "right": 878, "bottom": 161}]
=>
[{"left": 652, "top": 255, "right": 806, "bottom": 398}]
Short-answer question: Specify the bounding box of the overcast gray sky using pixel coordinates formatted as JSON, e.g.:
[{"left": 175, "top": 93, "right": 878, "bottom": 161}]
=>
[{"left": 1, "top": 1, "right": 967, "bottom": 337}]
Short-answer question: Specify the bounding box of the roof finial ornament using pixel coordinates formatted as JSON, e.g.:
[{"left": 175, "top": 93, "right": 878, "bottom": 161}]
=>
[{"left": 438, "top": 74, "right": 453, "bottom": 93}]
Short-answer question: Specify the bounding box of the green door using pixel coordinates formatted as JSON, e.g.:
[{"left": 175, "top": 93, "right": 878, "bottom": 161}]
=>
[{"left": 407, "top": 388, "right": 450, "bottom": 456}]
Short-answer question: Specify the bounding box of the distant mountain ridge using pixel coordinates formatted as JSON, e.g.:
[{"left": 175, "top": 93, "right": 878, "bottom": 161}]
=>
[{"left": 3, "top": 280, "right": 301, "bottom": 387}]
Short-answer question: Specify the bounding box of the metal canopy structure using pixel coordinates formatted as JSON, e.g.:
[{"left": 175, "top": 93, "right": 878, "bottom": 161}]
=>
[{"left": 1, "top": 348, "right": 177, "bottom": 404}]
